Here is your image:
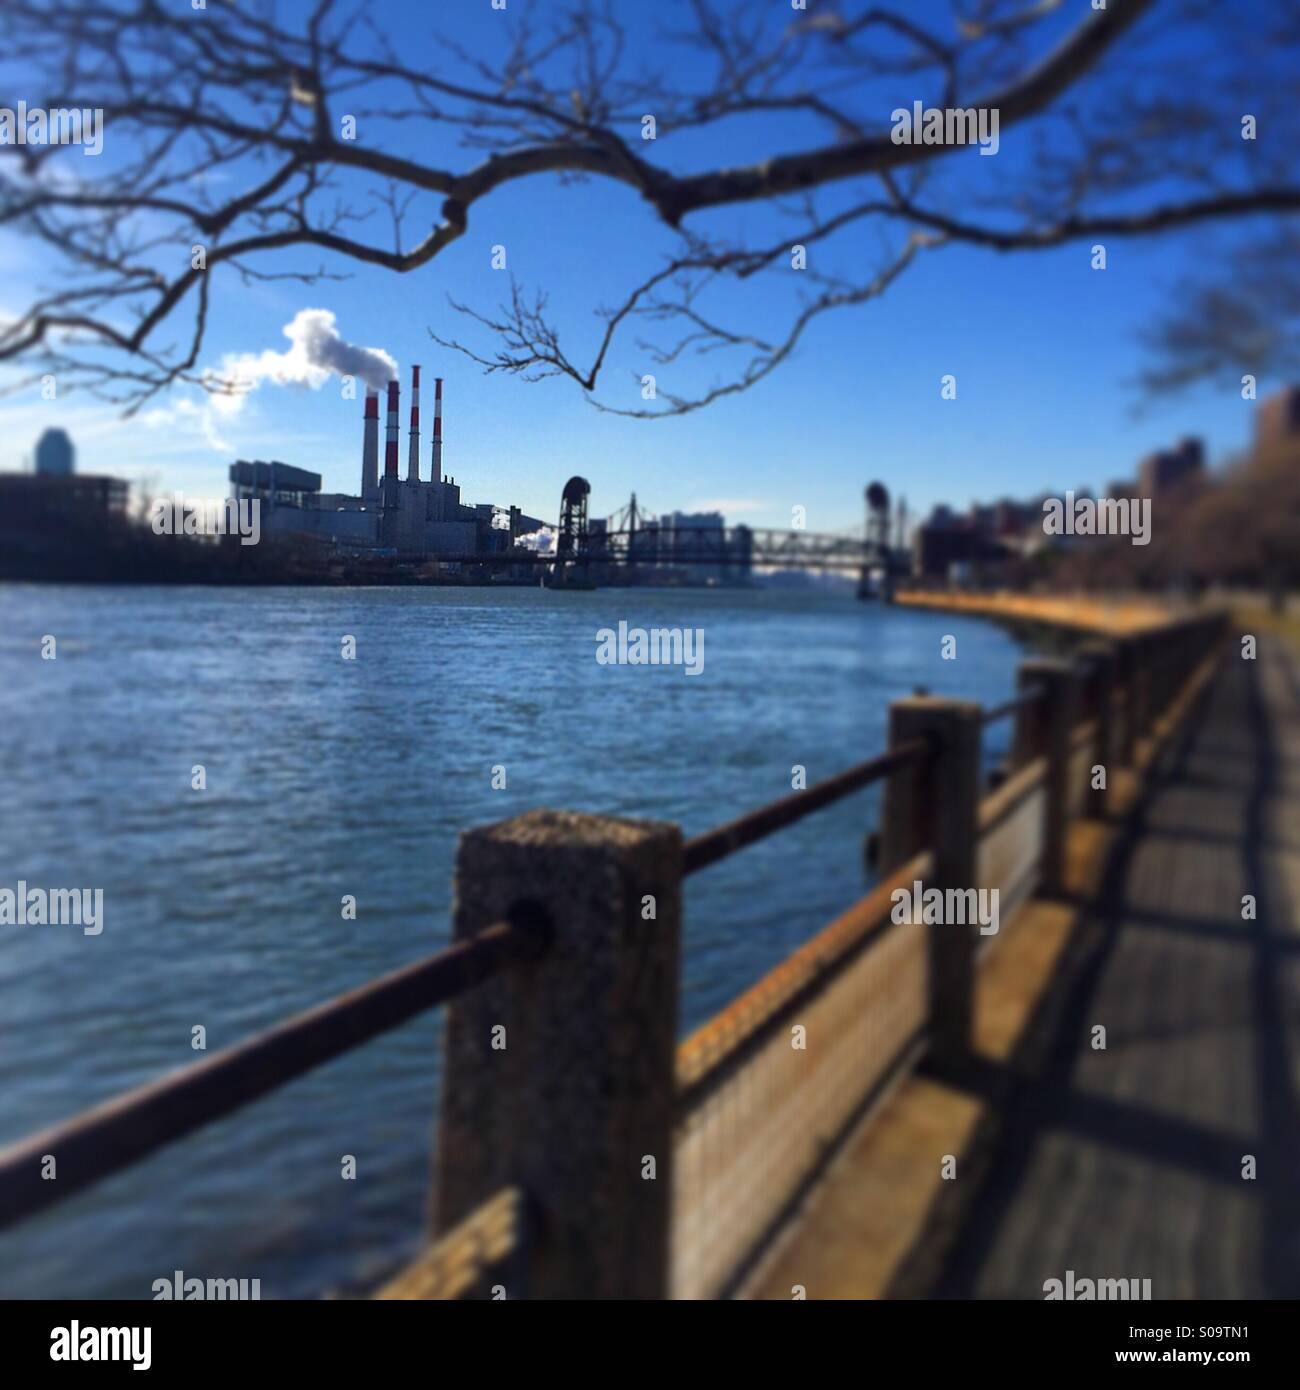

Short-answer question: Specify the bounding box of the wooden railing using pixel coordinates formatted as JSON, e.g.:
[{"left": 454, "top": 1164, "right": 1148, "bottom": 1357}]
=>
[{"left": 0, "top": 610, "right": 1229, "bottom": 1299}]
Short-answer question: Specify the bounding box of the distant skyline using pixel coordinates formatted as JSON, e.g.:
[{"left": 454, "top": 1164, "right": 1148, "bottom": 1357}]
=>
[
  {"left": 2, "top": 229, "right": 1275, "bottom": 533},
  {"left": 0, "top": 0, "right": 1288, "bottom": 531}
]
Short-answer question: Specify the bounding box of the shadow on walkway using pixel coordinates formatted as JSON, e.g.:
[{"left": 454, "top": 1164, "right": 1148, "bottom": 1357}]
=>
[{"left": 921, "top": 639, "right": 1300, "bottom": 1299}]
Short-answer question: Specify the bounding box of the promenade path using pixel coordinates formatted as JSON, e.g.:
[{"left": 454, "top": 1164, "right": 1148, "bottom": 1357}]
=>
[
  {"left": 751, "top": 632, "right": 1300, "bottom": 1299},
  {"left": 895, "top": 590, "right": 1181, "bottom": 635}
]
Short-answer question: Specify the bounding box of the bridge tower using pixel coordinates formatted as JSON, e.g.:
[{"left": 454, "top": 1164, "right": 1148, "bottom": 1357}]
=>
[
  {"left": 550, "top": 475, "right": 593, "bottom": 589},
  {"left": 858, "top": 481, "right": 893, "bottom": 601}
]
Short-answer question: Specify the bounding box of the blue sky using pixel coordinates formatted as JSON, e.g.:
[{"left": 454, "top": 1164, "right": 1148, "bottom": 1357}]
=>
[{"left": 0, "top": 0, "right": 1288, "bottom": 531}]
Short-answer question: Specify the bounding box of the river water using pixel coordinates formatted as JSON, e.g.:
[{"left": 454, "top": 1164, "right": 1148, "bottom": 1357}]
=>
[{"left": 0, "top": 584, "right": 1023, "bottom": 1298}]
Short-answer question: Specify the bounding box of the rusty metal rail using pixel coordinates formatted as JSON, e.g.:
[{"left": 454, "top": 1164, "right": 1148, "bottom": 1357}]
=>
[
  {"left": 682, "top": 738, "right": 931, "bottom": 877},
  {"left": 981, "top": 684, "right": 1047, "bottom": 726},
  {"left": 0, "top": 906, "right": 551, "bottom": 1230}
]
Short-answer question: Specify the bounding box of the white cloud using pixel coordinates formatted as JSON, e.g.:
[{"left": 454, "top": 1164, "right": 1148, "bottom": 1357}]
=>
[
  {"left": 212, "top": 308, "right": 397, "bottom": 409},
  {"left": 0, "top": 307, "right": 395, "bottom": 492},
  {"left": 43, "top": 305, "right": 400, "bottom": 463},
  {"left": 138, "top": 396, "right": 232, "bottom": 453}
]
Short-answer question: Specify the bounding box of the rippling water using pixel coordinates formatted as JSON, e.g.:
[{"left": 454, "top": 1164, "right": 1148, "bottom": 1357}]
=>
[{"left": 0, "top": 583, "right": 1023, "bottom": 1298}]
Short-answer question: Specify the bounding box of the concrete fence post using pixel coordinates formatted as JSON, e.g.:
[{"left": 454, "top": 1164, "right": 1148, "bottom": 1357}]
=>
[
  {"left": 880, "top": 696, "right": 983, "bottom": 1078},
  {"left": 1078, "top": 641, "right": 1117, "bottom": 820},
  {"left": 1015, "top": 658, "right": 1080, "bottom": 897},
  {"left": 433, "top": 808, "right": 683, "bottom": 1300}
]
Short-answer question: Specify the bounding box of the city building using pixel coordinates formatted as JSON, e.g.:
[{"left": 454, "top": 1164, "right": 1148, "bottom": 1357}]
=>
[
  {"left": 1138, "top": 436, "right": 1204, "bottom": 496},
  {"left": 1, "top": 427, "right": 126, "bottom": 527},
  {"left": 0, "top": 471, "right": 128, "bottom": 526},
  {"left": 34, "top": 427, "right": 75, "bottom": 476},
  {"left": 911, "top": 504, "right": 1014, "bottom": 579},
  {"left": 661, "top": 514, "right": 750, "bottom": 583},
  {"left": 1256, "top": 385, "right": 1300, "bottom": 450},
  {"left": 912, "top": 429, "right": 1220, "bottom": 582}
]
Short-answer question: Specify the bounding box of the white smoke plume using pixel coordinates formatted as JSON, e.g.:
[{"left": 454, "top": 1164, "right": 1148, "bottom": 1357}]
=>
[{"left": 213, "top": 309, "right": 397, "bottom": 404}]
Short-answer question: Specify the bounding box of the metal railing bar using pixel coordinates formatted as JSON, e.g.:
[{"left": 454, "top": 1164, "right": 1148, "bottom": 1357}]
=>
[
  {"left": 0, "top": 911, "right": 548, "bottom": 1231},
  {"left": 682, "top": 738, "right": 932, "bottom": 877},
  {"left": 981, "top": 683, "right": 1047, "bottom": 727}
]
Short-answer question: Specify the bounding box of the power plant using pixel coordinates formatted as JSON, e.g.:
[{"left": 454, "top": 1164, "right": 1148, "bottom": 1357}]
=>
[
  {"left": 219, "top": 354, "right": 895, "bottom": 588},
  {"left": 228, "top": 368, "right": 546, "bottom": 565},
  {"left": 220, "top": 365, "right": 892, "bottom": 589}
]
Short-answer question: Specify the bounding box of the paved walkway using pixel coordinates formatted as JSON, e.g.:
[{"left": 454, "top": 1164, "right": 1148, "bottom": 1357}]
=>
[
  {"left": 894, "top": 590, "right": 1184, "bottom": 636},
  {"left": 749, "top": 633, "right": 1300, "bottom": 1300},
  {"left": 930, "top": 635, "right": 1300, "bottom": 1299}
]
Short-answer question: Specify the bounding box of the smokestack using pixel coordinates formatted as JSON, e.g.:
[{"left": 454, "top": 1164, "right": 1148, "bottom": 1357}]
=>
[
  {"left": 361, "top": 389, "right": 379, "bottom": 497},
  {"left": 384, "top": 379, "right": 400, "bottom": 479},
  {"left": 432, "top": 377, "right": 444, "bottom": 483},
  {"left": 407, "top": 364, "right": 421, "bottom": 482}
]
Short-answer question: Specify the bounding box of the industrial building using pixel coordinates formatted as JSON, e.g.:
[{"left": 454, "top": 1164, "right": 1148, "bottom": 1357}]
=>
[{"left": 228, "top": 370, "right": 545, "bottom": 562}]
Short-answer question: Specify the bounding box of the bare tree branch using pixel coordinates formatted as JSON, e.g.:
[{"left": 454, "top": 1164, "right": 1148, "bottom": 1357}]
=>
[{"left": 0, "top": 0, "right": 1294, "bottom": 413}]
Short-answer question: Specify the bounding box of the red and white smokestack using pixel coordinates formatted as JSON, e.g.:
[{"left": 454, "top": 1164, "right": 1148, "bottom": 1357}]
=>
[
  {"left": 432, "top": 376, "right": 444, "bottom": 483},
  {"left": 384, "top": 379, "right": 400, "bottom": 479},
  {"left": 361, "top": 389, "right": 379, "bottom": 497},
  {"left": 407, "top": 364, "right": 421, "bottom": 482}
]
